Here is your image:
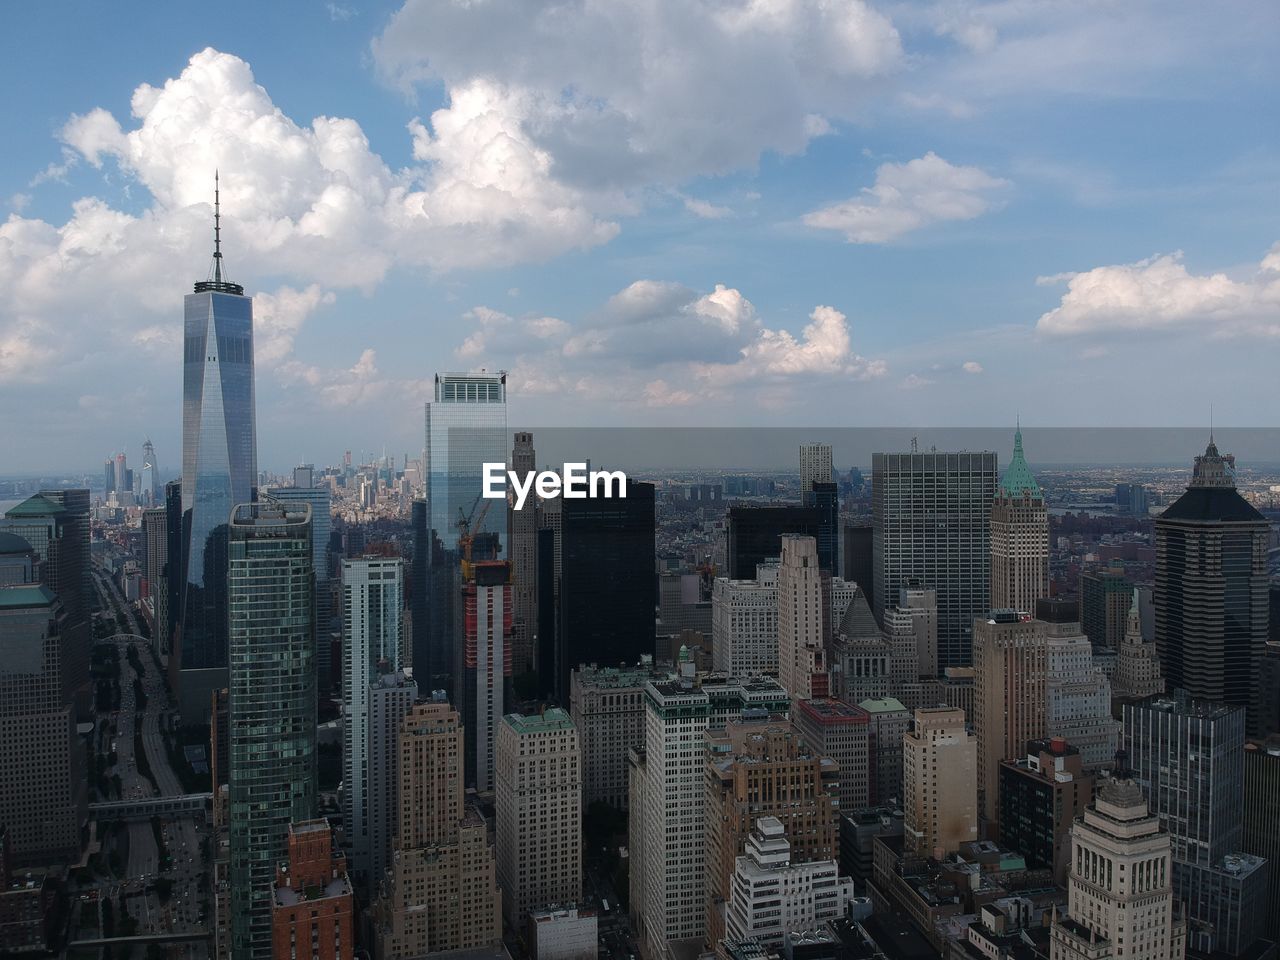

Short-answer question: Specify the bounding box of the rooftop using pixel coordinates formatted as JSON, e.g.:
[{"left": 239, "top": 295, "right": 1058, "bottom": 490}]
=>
[
  {"left": 859, "top": 696, "right": 908, "bottom": 715},
  {"left": 504, "top": 708, "right": 576, "bottom": 733},
  {"left": 4, "top": 494, "right": 63, "bottom": 518},
  {"left": 0, "top": 584, "right": 56, "bottom": 610},
  {"left": 998, "top": 428, "right": 1043, "bottom": 500}
]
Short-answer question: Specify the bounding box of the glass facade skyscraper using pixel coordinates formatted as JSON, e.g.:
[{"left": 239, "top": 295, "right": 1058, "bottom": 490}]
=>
[
  {"left": 227, "top": 501, "right": 316, "bottom": 960},
  {"left": 177, "top": 187, "right": 257, "bottom": 721},
  {"left": 424, "top": 371, "right": 508, "bottom": 555}
]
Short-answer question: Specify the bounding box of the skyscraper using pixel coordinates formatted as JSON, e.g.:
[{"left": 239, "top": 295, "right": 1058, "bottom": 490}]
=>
[
  {"left": 424, "top": 371, "right": 508, "bottom": 555},
  {"left": 410, "top": 500, "right": 455, "bottom": 693},
  {"left": 367, "top": 671, "right": 417, "bottom": 896},
  {"left": 711, "top": 561, "right": 781, "bottom": 677},
  {"left": 1042, "top": 600, "right": 1119, "bottom": 771},
  {"left": 140, "top": 438, "right": 159, "bottom": 506},
  {"left": 1112, "top": 590, "right": 1164, "bottom": 708},
  {"left": 508, "top": 431, "right": 538, "bottom": 675},
  {"left": 341, "top": 556, "right": 403, "bottom": 891},
  {"left": 1242, "top": 737, "right": 1280, "bottom": 944},
  {"left": 178, "top": 177, "right": 257, "bottom": 721},
  {"left": 873, "top": 450, "right": 998, "bottom": 668},
  {"left": 495, "top": 709, "right": 582, "bottom": 928},
  {"left": 777, "top": 535, "right": 827, "bottom": 701},
  {"left": 1125, "top": 693, "right": 1267, "bottom": 957},
  {"left": 462, "top": 558, "right": 512, "bottom": 792},
  {"left": 555, "top": 481, "right": 656, "bottom": 702},
  {"left": 727, "top": 505, "right": 833, "bottom": 578},
  {"left": 1048, "top": 770, "right": 1185, "bottom": 960},
  {"left": 799, "top": 441, "right": 833, "bottom": 497},
  {"left": 902, "top": 706, "right": 977, "bottom": 857},
  {"left": 268, "top": 479, "right": 334, "bottom": 692},
  {"left": 973, "top": 611, "right": 1048, "bottom": 825},
  {"left": 142, "top": 507, "right": 168, "bottom": 654},
  {"left": 989, "top": 426, "right": 1048, "bottom": 613},
  {"left": 227, "top": 501, "right": 316, "bottom": 960},
  {"left": 1154, "top": 440, "right": 1269, "bottom": 734}
]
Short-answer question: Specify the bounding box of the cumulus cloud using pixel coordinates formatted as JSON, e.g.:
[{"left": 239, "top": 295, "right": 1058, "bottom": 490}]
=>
[
  {"left": 1036, "top": 246, "right": 1280, "bottom": 337},
  {"left": 962, "top": 360, "right": 984, "bottom": 373},
  {"left": 803, "top": 152, "right": 1009, "bottom": 243},
  {"left": 373, "top": 0, "right": 903, "bottom": 188},
  {"left": 0, "top": 48, "right": 620, "bottom": 389},
  {"left": 454, "top": 280, "right": 886, "bottom": 408}
]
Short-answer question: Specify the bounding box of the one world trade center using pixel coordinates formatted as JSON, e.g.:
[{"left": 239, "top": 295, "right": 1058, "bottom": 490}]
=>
[{"left": 175, "top": 174, "right": 257, "bottom": 721}]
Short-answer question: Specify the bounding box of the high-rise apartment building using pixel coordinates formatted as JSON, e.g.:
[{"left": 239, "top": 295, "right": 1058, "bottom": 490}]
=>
[
  {"left": 778, "top": 535, "right": 827, "bottom": 701},
  {"left": 873, "top": 450, "right": 998, "bottom": 668},
  {"left": 462, "top": 559, "right": 512, "bottom": 792},
  {"left": 341, "top": 556, "right": 404, "bottom": 892},
  {"left": 374, "top": 701, "right": 502, "bottom": 958},
  {"left": 793, "top": 698, "right": 871, "bottom": 814},
  {"left": 270, "top": 820, "right": 354, "bottom": 960},
  {"left": 496, "top": 709, "right": 582, "bottom": 928},
  {"left": 973, "top": 611, "right": 1048, "bottom": 825},
  {"left": 569, "top": 661, "right": 660, "bottom": 810},
  {"left": 724, "top": 817, "right": 854, "bottom": 949},
  {"left": 1124, "top": 693, "right": 1267, "bottom": 957},
  {"left": 0, "top": 568, "right": 84, "bottom": 865},
  {"left": 1155, "top": 440, "right": 1269, "bottom": 733},
  {"left": 704, "top": 716, "right": 841, "bottom": 945},
  {"left": 508, "top": 431, "right": 538, "bottom": 674},
  {"left": 799, "top": 442, "right": 833, "bottom": 500},
  {"left": 1048, "top": 772, "right": 1185, "bottom": 960},
  {"left": 554, "top": 482, "right": 656, "bottom": 702},
  {"left": 634, "top": 674, "right": 790, "bottom": 956},
  {"left": 227, "top": 501, "right": 316, "bottom": 960},
  {"left": 424, "top": 371, "right": 508, "bottom": 555},
  {"left": 1112, "top": 590, "right": 1165, "bottom": 707},
  {"left": 989, "top": 427, "right": 1048, "bottom": 614},
  {"left": 268, "top": 481, "right": 334, "bottom": 691},
  {"left": 999, "top": 738, "right": 1095, "bottom": 886},
  {"left": 903, "top": 707, "right": 977, "bottom": 858},
  {"left": 178, "top": 183, "right": 257, "bottom": 721}
]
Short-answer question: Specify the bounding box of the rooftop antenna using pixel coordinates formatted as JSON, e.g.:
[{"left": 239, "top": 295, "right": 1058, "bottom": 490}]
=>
[
  {"left": 213, "top": 170, "right": 223, "bottom": 285},
  {"left": 1209, "top": 404, "right": 1214, "bottom": 444},
  {"left": 910, "top": 435, "right": 918, "bottom": 453}
]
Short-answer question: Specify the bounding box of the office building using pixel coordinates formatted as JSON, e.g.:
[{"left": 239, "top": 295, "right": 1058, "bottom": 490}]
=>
[
  {"left": 509, "top": 431, "right": 538, "bottom": 675},
  {"left": 462, "top": 558, "right": 512, "bottom": 792},
  {"left": 555, "top": 482, "right": 655, "bottom": 702},
  {"left": 842, "top": 522, "right": 874, "bottom": 611},
  {"left": 727, "top": 506, "right": 832, "bottom": 579},
  {"left": 1155, "top": 440, "right": 1269, "bottom": 733},
  {"left": 341, "top": 556, "right": 404, "bottom": 891},
  {"left": 973, "top": 611, "right": 1048, "bottom": 826},
  {"left": 1243, "top": 737, "right": 1280, "bottom": 943},
  {"left": 410, "top": 502, "right": 456, "bottom": 693},
  {"left": 268, "top": 481, "right": 334, "bottom": 692},
  {"left": 1081, "top": 564, "right": 1134, "bottom": 651},
  {"left": 793, "top": 698, "right": 872, "bottom": 813},
  {"left": 366, "top": 671, "right": 417, "bottom": 896},
  {"left": 178, "top": 182, "right": 258, "bottom": 721},
  {"left": 902, "top": 706, "right": 977, "bottom": 858},
  {"left": 228, "top": 501, "right": 316, "bottom": 960},
  {"left": 634, "top": 674, "right": 790, "bottom": 956},
  {"left": 140, "top": 438, "right": 159, "bottom": 505},
  {"left": 528, "top": 905, "right": 598, "bottom": 960},
  {"left": 1043, "top": 602, "right": 1119, "bottom": 771},
  {"left": 884, "top": 581, "right": 938, "bottom": 680},
  {"left": 778, "top": 535, "right": 828, "bottom": 701},
  {"left": 1124, "top": 693, "right": 1268, "bottom": 957},
  {"left": 799, "top": 443, "right": 833, "bottom": 500},
  {"left": 570, "top": 661, "right": 659, "bottom": 810},
  {"left": 1112, "top": 590, "right": 1165, "bottom": 707},
  {"left": 424, "top": 371, "right": 508, "bottom": 555},
  {"left": 989, "top": 427, "right": 1048, "bottom": 614},
  {"left": 724, "top": 817, "right": 854, "bottom": 949},
  {"left": 1048, "top": 771, "right": 1185, "bottom": 960},
  {"left": 705, "top": 715, "right": 841, "bottom": 945},
  {"left": 270, "top": 820, "right": 354, "bottom": 960},
  {"left": 141, "top": 507, "right": 168, "bottom": 653},
  {"left": 873, "top": 450, "right": 998, "bottom": 669},
  {"left": 496, "top": 710, "right": 582, "bottom": 928},
  {"left": 374, "top": 701, "right": 502, "bottom": 958},
  {"left": 859, "top": 697, "right": 911, "bottom": 806},
  {"left": 999, "top": 738, "right": 1095, "bottom": 886},
  {"left": 0, "top": 571, "right": 84, "bottom": 865}
]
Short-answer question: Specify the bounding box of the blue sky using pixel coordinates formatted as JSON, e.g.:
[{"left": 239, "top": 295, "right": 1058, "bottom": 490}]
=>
[{"left": 2, "top": 0, "right": 1277, "bottom": 472}]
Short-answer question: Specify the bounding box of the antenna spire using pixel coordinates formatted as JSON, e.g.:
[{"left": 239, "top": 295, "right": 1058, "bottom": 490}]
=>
[{"left": 213, "top": 170, "right": 223, "bottom": 284}]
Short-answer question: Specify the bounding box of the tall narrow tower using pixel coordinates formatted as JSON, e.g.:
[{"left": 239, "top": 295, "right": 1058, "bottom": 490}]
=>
[
  {"left": 177, "top": 173, "right": 257, "bottom": 722},
  {"left": 508, "top": 432, "right": 538, "bottom": 674},
  {"left": 778, "top": 535, "right": 827, "bottom": 701},
  {"left": 990, "top": 425, "right": 1049, "bottom": 613}
]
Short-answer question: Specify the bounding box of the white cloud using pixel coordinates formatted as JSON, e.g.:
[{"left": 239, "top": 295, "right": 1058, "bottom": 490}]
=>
[
  {"left": 803, "top": 152, "right": 1009, "bottom": 243},
  {"left": 1036, "top": 246, "right": 1280, "bottom": 337},
  {"left": 962, "top": 360, "right": 984, "bottom": 373},
  {"left": 643, "top": 380, "right": 698, "bottom": 408},
  {"left": 901, "top": 373, "right": 934, "bottom": 389},
  {"left": 373, "top": 0, "right": 903, "bottom": 188},
  {"left": 0, "top": 48, "right": 620, "bottom": 388},
  {"left": 457, "top": 306, "right": 570, "bottom": 360},
  {"left": 255, "top": 285, "right": 337, "bottom": 367},
  {"left": 680, "top": 195, "right": 733, "bottom": 220}
]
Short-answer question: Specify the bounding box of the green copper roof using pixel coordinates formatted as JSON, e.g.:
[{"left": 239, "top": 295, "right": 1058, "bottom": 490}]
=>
[
  {"left": 999, "top": 427, "right": 1042, "bottom": 499},
  {"left": 4, "top": 494, "right": 64, "bottom": 518}
]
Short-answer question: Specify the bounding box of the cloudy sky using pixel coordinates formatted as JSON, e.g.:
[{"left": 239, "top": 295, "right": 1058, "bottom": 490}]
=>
[{"left": 2, "top": 0, "right": 1277, "bottom": 472}]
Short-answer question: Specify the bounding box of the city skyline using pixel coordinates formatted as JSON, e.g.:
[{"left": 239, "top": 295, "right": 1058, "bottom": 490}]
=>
[{"left": 1, "top": 1, "right": 1278, "bottom": 471}]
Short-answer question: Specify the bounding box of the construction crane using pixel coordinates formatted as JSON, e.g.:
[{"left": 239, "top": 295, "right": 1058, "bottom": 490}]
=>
[{"left": 456, "top": 493, "right": 494, "bottom": 579}]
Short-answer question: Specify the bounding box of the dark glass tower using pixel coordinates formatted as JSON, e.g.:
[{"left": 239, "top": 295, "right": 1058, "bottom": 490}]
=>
[
  {"left": 726, "top": 504, "right": 828, "bottom": 580},
  {"left": 1155, "top": 439, "right": 1269, "bottom": 735},
  {"left": 177, "top": 175, "right": 257, "bottom": 721}
]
